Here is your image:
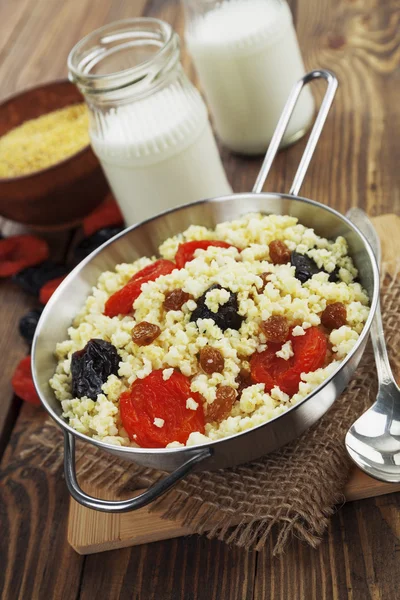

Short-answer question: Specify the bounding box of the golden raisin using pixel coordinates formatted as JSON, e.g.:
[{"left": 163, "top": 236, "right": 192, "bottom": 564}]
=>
[
  {"left": 163, "top": 288, "right": 191, "bottom": 311},
  {"left": 260, "top": 315, "right": 289, "bottom": 343},
  {"left": 269, "top": 240, "right": 291, "bottom": 264},
  {"left": 206, "top": 386, "right": 237, "bottom": 423},
  {"left": 132, "top": 322, "right": 161, "bottom": 346},
  {"left": 321, "top": 302, "right": 347, "bottom": 330},
  {"left": 199, "top": 346, "right": 224, "bottom": 374}
]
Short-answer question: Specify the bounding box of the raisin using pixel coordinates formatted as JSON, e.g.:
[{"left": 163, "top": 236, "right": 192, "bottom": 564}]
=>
[
  {"left": 269, "top": 240, "right": 291, "bottom": 264},
  {"left": 74, "top": 227, "right": 124, "bottom": 262},
  {"left": 19, "top": 309, "right": 43, "bottom": 345},
  {"left": 328, "top": 266, "right": 340, "bottom": 282},
  {"left": 291, "top": 251, "right": 321, "bottom": 283},
  {"left": 71, "top": 339, "right": 120, "bottom": 400},
  {"left": 236, "top": 367, "right": 252, "bottom": 398},
  {"left": 321, "top": 302, "right": 347, "bottom": 330},
  {"left": 199, "top": 346, "right": 224, "bottom": 374},
  {"left": 206, "top": 386, "right": 237, "bottom": 423},
  {"left": 163, "top": 289, "right": 191, "bottom": 311},
  {"left": 132, "top": 322, "right": 161, "bottom": 346},
  {"left": 190, "top": 284, "right": 243, "bottom": 331},
  {"left": 261, "top": 315, "right": 289, "bottom": 343}
]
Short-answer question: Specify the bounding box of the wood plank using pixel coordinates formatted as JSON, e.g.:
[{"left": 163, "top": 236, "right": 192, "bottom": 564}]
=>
[{"left": 67, "top": 468, "right": 400, "bottom": 555}]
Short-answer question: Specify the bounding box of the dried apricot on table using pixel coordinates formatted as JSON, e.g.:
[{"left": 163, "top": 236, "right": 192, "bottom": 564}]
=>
[
  {"left": 175, "top": 240, "right": 237, "bottom": 268},
  {"left": 39, "top": 275, "right": 66, "bottom": 304},
  {"left": 120, "top": 370, "right": 205, "bottom": 447},
  {"left": 83, "top": 195, "right": 123, "bottom": 237},
  {"left": 11, "top": 355, "right": 41, "bottom": 406},
  {"left": 250, "top": 326, "right": 327, "bottom": 396},
  {"left": 0, "top": 235, "right": 49, "bottom": 278},
  {"left": 104, "top": 259, "right": 175, "bottom": 317}
]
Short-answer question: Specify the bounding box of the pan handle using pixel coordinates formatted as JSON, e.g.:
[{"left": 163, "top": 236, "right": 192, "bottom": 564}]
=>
[
  {"left": 63, "top": 431, "right": 212, "bottom": 513},
  {"left": 252, "top": 69, "right": 338, "bottom": 196}
]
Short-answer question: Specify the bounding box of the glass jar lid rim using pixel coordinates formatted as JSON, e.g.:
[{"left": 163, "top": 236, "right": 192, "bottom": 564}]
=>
[{"left": 68, "top": 17, "right": 176, "bottom": 89}]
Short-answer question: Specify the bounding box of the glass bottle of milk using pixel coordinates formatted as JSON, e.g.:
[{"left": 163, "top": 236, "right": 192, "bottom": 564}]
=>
[
  {"left": 68, "top": 19, "right": 231, "bottom": 225},
  {"left": 183, "top": 0, "right": 315, "bottom": 155}
]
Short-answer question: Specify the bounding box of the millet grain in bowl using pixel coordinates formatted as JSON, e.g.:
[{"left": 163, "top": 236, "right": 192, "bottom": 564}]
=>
[{"left": 50, "top": 213, "right": 370, "bottom": 448}]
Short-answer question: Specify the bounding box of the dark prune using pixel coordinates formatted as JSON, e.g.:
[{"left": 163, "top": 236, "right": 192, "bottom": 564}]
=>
[
  {"left": 328, "top": 266, "right": 340, "bottom": 282},
  {"left": 291, "top": 251, "right": 321, "bottom": 283},
  {"left": 190, "top": 284, "right": 243, "bottom": 331},
  {"left": 18, "top": 309, "right": 43, "bottom": 344},
  {"left": 74, "top": 227, "right": 124, "bottom": 262},
  {"left": 71, "top": 339, "right": 120, "bottom": 400},
  {"left": 12, "top": 261, "right": 68, "bottom": 296}
]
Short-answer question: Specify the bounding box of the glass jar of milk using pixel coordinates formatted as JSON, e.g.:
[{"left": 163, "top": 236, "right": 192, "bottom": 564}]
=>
[
  {"left": 68, "top": 19, "right": 231, "bottom": 225},
  {"left": 183, "top": 0, "right": 315, "bottom": 155}
]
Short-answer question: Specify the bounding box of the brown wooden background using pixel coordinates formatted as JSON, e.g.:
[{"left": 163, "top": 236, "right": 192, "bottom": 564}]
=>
[{"left": 0, "top": 0, "right": 399, "bottom": 598}]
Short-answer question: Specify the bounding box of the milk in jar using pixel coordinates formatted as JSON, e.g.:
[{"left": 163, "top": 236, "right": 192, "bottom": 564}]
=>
[
  {"left": 184, "top": 0, "right": 315, "bottom": 155},
  {"left": 68, "top": 19, "right": 231, "bottom": 225}
]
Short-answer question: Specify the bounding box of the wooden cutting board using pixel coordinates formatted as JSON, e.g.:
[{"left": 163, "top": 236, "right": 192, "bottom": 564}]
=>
[{"left": 68, "top": 214, "right": 400, "bottom": 555}]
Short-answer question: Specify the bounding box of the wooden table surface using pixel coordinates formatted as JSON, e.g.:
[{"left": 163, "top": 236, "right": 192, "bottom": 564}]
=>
[{"left": 1, "top": 0, "right": 399, "bottom": 598}]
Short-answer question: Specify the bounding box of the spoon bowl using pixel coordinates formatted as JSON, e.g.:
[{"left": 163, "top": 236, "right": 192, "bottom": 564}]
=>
[{"left": 345, "top": 208, "right": 400, "bottom": 483}]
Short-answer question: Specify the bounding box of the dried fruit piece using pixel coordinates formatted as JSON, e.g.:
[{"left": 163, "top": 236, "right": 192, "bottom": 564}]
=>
[
  {"left": 206, "top": 386, "right": 236, "bottom": 423},
  {"left": 11, "top": 356, "right": 41, "bottom": 406},
  {"left": 104, "top": 259, "right": 175, "bottom": 317},
  {"left": 321, "top": 302, "right": 347, "bottom": 330},
  {"left": 291, "top": 251, "right": 321, "bottom": 283},
  {"left": 83, "top": 195, "right": 123, "bottom": 237},
  {"left": 19, "top": 309, "right": 43, "bottom": 344},
  {"left": 12, "top": 261, "right": 68, "bottom": 296},
  {"left": 199, "top": 346, "right": 224, "bottom": 374},
  {"left": 175, "top": 240, "right": 237, "bottom": 268},
  {"left": 328, "top": 266, "right": 340, "bottom": 282},
  {"left": 39, "top": 275, "right": 66, "bottom": 304},
  {"left": 269, "top": 240, "right": 291, "bottom": 264},
  {"left": 119, "top": 370, "right": 205, "bottom": 447},
  {"left": 74, "top": 226, "right": 124, "bottom": 262},
  {"left": 132, "top": 322, "right": 161, "bottom": 346},
  {"left": 163, "top": 288, "right": 190, "bottom": 311},
  {"left": 71, "top": 339, "right": 120, "bottom": 400},
  {"left": 0, "top": 235, "right": 49, "bottom": 278},
  {"left": 190, "top": 284, "right": 243, "bottom": 331},
  {"left": 260, "top": 315, "right": 289, "bottom": 343},
  {"left": 250, "top": 327, "right": 327, "bottom": 396}
]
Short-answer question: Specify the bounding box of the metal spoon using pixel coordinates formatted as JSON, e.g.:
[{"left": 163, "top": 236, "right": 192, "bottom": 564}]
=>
[{"left": 345, "top": 208, "right": 400, "bottom": 483}]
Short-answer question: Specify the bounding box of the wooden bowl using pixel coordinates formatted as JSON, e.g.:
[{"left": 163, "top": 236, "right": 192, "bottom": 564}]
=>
[{"left": 0, "top": 80, "right": 109, "bottom": 230}]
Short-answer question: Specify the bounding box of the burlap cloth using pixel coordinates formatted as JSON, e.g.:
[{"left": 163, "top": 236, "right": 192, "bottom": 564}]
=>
[{"left": 21, "top": 261, "right": 400, "bottom": 554}]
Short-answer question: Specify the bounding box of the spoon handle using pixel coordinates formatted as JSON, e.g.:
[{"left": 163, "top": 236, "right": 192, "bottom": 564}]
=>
[{"left": 346, "top": 208, "right": 396, "bottom": 387}]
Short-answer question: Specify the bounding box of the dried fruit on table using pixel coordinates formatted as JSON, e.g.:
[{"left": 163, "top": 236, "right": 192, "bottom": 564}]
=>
[
  {"left": 12, "top": 261, "right": 68, "bottom": 296},
  {"left": 19, "top": 309, "right": 43, "bottom": 344},
  {"left": 71, "top": 339, "right": 120, "bottom": 400},
  {"left": 132, "top": 322, "right": 161, "bottom": 346},
  {"left": 83, "top": 195, "right": 123, "bottom": 237},
  {"left": 291, "top": 251, "right": 321, "bottom": 283},
  {"left": 206, "top": 386, "right": 236, "bottom": 423},
  {"left": 163, "top": 288, "right": 191, "bottom": 311},
  {"left": 190, "top": 284, "right": 243, "bottom": 331},
  {"left": 269, "top": 240, "right": 291, "bottom": 264},
  {"left": 104, "top": 259, "right": 175, "bottom": 318},
  {"left": 39, "top": 275, "right": 66, "bottom": 304},
  {"left": 250, "top": 326, "right": 327, "bottom": 396},
  {"left": 11, "top": 355, "right": 41, "bottom": 406},
  {"left": 175, "top": 240, "right": 237, "bottom": 268},
  {"left": 74, "top": 226, "right": 124, "bottom": 262},
  {"left": 120, "top": 369, "right": 205, "bottom": 447},
  {"left": 321, "top": 302, "right": 347, "bottom": 330},
  {"left": 260, "top": 315, "right": 289, "bottom": 343},
  {"left": 199, "top": 346, "right": 224, "bottom": 374},
  {"left": 0, "top": 235, "right": 49, "bottom": 278}
]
